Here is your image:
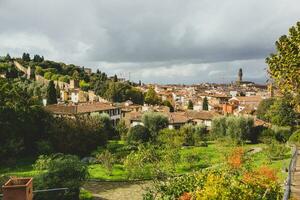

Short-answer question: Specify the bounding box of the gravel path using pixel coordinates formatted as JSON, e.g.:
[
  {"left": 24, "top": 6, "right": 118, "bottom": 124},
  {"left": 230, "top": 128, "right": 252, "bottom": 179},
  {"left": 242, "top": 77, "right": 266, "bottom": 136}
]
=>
[{"left": 83, "top": 181, "right": 151, "bottom": 200}]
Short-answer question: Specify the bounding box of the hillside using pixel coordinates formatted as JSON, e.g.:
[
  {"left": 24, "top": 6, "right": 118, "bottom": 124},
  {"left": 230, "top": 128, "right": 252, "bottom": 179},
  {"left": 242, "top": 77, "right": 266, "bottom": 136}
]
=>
[{"left": 0, "top": 53, "right": 144, "bottom": 104}]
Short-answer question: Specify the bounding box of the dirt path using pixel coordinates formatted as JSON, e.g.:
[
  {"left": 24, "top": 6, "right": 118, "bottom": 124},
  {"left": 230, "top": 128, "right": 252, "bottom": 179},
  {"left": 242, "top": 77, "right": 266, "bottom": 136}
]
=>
[{"left": 83, "top": 181, "right": 151, "bottom": 200}]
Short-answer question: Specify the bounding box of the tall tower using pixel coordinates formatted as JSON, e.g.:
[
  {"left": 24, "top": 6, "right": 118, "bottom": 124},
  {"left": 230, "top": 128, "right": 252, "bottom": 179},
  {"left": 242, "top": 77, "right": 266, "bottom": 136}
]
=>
[{"left": 238, "top": 68, "right": 243, "bottom": 82}]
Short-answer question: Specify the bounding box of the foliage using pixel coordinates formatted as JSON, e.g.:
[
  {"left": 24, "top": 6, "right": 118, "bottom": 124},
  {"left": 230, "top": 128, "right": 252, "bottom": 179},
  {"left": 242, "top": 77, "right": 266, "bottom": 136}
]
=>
[
  {"left": 79, "top": 189, "right": 94, "bottom": 200},
  {"left": 46, "top": 80, "right": 57, "bottom": 104},
  {"left": 202, "top": 97, "right": 208, "bottom": 111},
  {"left": 22, "top": 52, "right": 31, "bottom": 62},
  {"left": 34, "top": 154, "right": 88, "bottom": 200},
  {"left": 162, "top": 100, "right": 174, "bottom": 112},
  {"left": 158, "top": 128, "right": 184, "bottom": 147},
  {"left": 116, "top": 120, "right": 128, "bottom": 140},
  {"left": 266, "top": 21, "right": 300, "bottom": 106},
  {"left": 48, "top": 116, "right": 108, "bottom": 156},
  {"left": 145, "top": 87, "right": 161, "bottom": 105},
  {"left": 256, "top": 98, "right": 275, "bottom": 121},
  {"left": 0, "top": 78, "right": 52, "bottom": 163},
  {"left": 127, "top": 125, "right": 151, "bottom": 144},
  {"left": 95, "top": 150, "right": 114, "bottom": 175},
  {"left": 211, "top": 116, "right": 227, "bottom": 138},
  {"left": 211, "top": 116, "right": 254, "bottom": 144},
  {"left": 79, "top": 80, "right": 90, "bottom": 91},
  {"left": 144, "top": 147, "right": 283, "bottom": 200},
  {"left": 124, "top": 145, "right": 159, "bottom": 180},
  {"left": 289, "top": 129, "right": 300, "bottom": 146},
  {"left": 265, "top": 140, "right": 289, "bottom": 161},
  {"left": 266, "top": 98, "right": 296, "bottom": 126},
  {"left": 187, "top": 100, "right": 193, "bottom": 110},
  {"left": 142, "top": 112, "right": 169, "bottom": 141}
]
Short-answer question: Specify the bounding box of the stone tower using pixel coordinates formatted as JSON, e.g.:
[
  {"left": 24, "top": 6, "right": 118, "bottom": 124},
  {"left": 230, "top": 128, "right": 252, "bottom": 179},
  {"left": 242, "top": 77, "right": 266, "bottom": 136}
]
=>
[{"left": 238, "top": 68, "right": 243, "bottom": 82}]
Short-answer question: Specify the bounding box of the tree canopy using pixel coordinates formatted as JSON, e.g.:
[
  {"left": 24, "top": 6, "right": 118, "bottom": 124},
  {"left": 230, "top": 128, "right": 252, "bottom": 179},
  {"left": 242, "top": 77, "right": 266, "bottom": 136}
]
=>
[{"left": 266, "top": 21, "right": 300, "bottom": 106}]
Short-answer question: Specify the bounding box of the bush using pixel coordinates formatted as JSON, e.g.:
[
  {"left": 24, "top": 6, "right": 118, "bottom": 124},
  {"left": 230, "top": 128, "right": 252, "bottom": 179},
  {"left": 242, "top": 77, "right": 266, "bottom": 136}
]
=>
[
  {"left": 158, "top": 128, "right": 183, "bottom": 147},
  {"left": 79, "top": 189, "right": 94, "bottom": 200},
  {"left": 211, "top": 116, "right": 227, "bottom": 138},
  {"left": 124, "top": 145, "right": 159, "bottom": 180},
  {"left": 265, "top": 140, "right": 289, "bottom": 161},
  {"left": 95, "top": 150, "right": 114, "bottom": 175},
  {"left": 289, "top": 129, "right": 300, "bottom": 146},
  {"left": 272, "top": 125, "right": 292, "bottom": 143},
  {"left": 127, "top": 125, "right": 151, "bottom": 144},
  {"left": 211, "top": 116, "right": 254, "bottom": 144},
  {"left": 34, "top": 154, "right": 88, "bottom": 200},
  {"left": 48, "top": 116, "right": 108, "bottom": 156},
  {"left": 259, "top": 126, "right": 292, "bottom": 144},
  {"left": 142, "top": 112, "right": 168, "bottom": 141}
]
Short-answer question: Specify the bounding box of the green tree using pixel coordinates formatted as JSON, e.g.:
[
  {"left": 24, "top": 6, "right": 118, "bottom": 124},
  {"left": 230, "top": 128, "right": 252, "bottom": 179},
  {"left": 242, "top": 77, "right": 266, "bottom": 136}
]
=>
[
  {"left": 22, "top": 52, "right": 30, "bottom": 62},
  {"left": 162, "top": 100, "right": 174, "bottom": 112},
  {"left": 256, "top": 98, "right": 275, "bottom": 121},
  {"left": 127, "top": 125, "right": 151, "bottom": 144},
  {"left": 34, "top": 154, "right": 88, "bottom": 200},
  {"left": 46, "top": 80, "right": 57, "bottom": 104},
  {"left": 4, "top": 53, "right": 11, "bottom": 61},
  {"left": 266, "top": 21, "right": 300, "bottom": 106},
  {"left": 202, "top": 97, "right": 209, "bottom": 110},
  {"left": 187, "top": 100, "right": 193, "bottom": 110},
  {"left": 142, "top": 112, "right": 169, "bottom": 141},
  {"left": 145, "top": 87, "right": 160, "bottom": 105},
  {"left": 266, "top": 98, "right": 296, "bottom": 126},
  {"left": 113, "top": 74, "right": 118, "bottom": 82},
  {"left": 116, "top": 120, "right": 128, "bottom": 140}
]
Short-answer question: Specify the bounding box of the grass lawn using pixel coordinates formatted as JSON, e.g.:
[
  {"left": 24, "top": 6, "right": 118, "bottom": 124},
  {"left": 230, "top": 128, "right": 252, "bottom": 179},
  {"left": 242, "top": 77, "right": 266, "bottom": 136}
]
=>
[{"left": 0, "top": 141, "right": 292, "bottom": 182}]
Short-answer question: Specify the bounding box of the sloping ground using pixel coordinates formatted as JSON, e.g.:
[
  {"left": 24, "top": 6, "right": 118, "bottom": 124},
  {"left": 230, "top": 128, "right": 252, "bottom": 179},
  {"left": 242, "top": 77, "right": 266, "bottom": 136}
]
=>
[{"left": 83, "top": 181, "right": 150, "bottom": 200}]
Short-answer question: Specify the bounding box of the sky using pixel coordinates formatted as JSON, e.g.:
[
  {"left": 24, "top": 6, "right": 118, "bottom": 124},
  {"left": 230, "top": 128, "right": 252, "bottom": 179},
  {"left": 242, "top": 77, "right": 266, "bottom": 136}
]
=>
[{"left": 0, "top": 0, "right": 299, "bottom": 84}]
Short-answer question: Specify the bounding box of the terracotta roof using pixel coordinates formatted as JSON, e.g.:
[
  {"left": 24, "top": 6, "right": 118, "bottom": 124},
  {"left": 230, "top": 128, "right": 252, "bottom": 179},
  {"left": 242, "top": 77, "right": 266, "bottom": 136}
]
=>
[
  {"left": 168, "top": 112, "right": 190, "bottom": 124},
  {"left": 231, "top": 96, "right": 263, "bottom": 103},
  {"left": 45, "top": 103, "right": 117, "bottom": 115},
  {"left": 186, "top": 110, "right": 220, "bottom": 120}
]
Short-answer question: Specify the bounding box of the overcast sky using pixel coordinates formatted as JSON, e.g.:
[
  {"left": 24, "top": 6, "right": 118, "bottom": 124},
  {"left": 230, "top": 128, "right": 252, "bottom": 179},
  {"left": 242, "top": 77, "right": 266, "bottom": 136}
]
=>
[{"left": 0, "top": 0, "right": 299, "bottom": 84}]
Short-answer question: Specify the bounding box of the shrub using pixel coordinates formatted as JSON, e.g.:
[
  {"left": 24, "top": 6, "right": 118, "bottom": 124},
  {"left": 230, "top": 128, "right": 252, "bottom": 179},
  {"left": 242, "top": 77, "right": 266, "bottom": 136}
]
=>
[
  {"left": 48, "top": 116, "right": 108, "bottom": 156},
  {"left": 265, "top": 140, "right": 289, "bottom": 161},
  {"left": 142, "top": 112, "right": 168, "bottom": 141},
  {"left": 289, "top": 129, "right": 300, "bottom": 146},
  {"left": 95, "top": 150, "right": 114, "bottom": 175},
  {"left": 79, "top": 189, "right": 94, "bottom": 200},
  {"left": 211, "top": 116, "right": 254, "bottom": 144},
  {"left": 158, "top": 128, "right": 184, "bottom": 147},
  {"left": 127, "top": 125, "right": 151, "bottom": 144},
  {"left": 211, "top": 116, "right": 227, "bottom": 138},
  {"left": 180, "top": 124, "right": 195, "bottom": 146},
  {"left": 34, "top": 154, "right": 88, "bottom": 200},
  {"left": 124, "top": 145, "right": 159, "bottom": 180},
  {"left": 272, "top": 125, "right": 292, "bottom": 143}
]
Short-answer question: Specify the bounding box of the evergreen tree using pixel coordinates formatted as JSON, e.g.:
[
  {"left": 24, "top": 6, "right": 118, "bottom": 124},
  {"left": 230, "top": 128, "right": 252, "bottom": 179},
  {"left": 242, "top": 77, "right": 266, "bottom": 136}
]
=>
[
  {"left": 22, "top": 52, "right": 31, "bottom": 62},
  {"left": 4, "top": 54, "right": 11, "bottom": 61},
  {"left": 46, "top": 80, "right": 57, "bottom": 104},
  {"left": 113, "top": 74, "right": 118, "bottom": 82},
  {"left": 202, "top": 97, "right": 209, "bottom": 110},
  {"left": 187, "top": 100, "right": 193, "bottom": 110},
  {"left": 56, "top": 85, "right": 60, "bottom": 100}
]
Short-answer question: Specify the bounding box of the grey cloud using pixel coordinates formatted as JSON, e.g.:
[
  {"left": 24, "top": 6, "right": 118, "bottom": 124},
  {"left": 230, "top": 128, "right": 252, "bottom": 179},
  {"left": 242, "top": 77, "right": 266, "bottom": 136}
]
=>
[{"left": 0, "top": 0, "right": 299, "bottom": 83}]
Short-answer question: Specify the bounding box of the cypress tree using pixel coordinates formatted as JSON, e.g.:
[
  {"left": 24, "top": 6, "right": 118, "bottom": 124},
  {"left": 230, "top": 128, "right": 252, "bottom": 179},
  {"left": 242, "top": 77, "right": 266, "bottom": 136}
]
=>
[
  {"left": 203, "top": 96, "right": 209, "bottom": 110},
  {"left": 47, "top": 80, "right": 57, "bottom": 104}
]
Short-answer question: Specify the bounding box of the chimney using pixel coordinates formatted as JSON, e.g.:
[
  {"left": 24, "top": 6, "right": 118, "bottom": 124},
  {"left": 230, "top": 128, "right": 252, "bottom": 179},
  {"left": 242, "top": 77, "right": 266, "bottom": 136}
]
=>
[{"left": 2, "top": 178, "right": 33, "bottom": 200}]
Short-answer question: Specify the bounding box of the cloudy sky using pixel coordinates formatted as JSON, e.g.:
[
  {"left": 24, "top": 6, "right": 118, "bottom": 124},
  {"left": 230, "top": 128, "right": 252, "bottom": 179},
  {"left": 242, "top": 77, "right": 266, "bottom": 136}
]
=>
[{"left": 0, "top": 0, "right": 299, "bottom": 84}]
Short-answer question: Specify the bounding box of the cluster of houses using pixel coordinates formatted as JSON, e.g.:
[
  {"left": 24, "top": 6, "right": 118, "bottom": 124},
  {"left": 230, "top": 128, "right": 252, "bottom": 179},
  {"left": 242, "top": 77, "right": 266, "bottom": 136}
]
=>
[{"left": 43, "top": 68, "right": 274, "bottom": 129}]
